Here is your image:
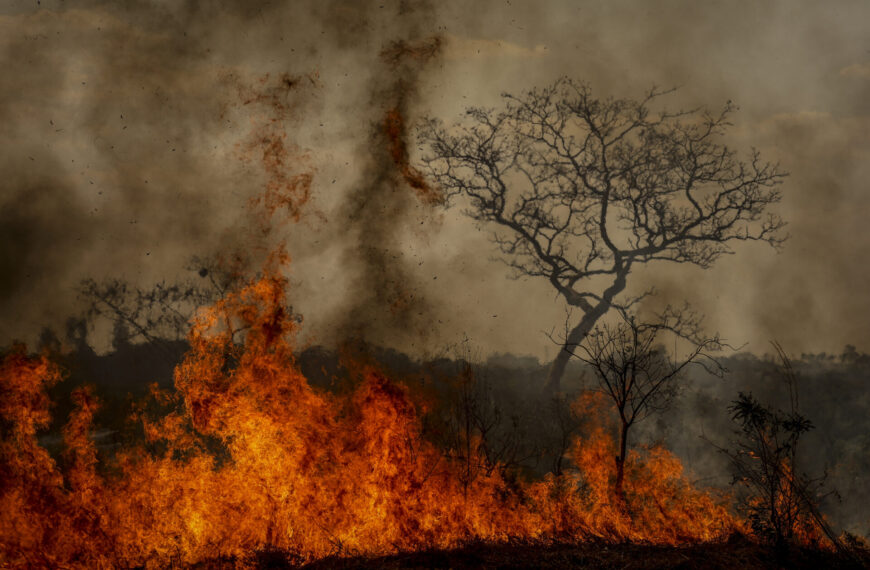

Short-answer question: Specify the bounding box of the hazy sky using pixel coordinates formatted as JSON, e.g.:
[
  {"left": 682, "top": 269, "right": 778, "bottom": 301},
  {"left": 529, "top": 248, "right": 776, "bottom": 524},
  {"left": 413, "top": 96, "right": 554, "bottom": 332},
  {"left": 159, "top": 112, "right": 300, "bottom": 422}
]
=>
[{"left": 2, "top": 0, "right": 869, "bottom": 361}]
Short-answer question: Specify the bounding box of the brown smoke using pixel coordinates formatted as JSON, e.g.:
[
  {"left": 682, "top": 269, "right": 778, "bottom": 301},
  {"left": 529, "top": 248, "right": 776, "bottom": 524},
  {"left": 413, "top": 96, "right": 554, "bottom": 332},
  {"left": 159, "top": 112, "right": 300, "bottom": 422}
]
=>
[{"left": 334, "top": 33, "right": 444, "bottom": 349}]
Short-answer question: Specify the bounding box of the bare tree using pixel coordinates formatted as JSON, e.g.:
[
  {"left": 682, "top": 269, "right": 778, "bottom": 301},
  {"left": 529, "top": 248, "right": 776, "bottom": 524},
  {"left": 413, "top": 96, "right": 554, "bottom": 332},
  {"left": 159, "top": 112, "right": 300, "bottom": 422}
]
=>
[
  {"left": 79, "top": 256, "right": 246, "bottom": 357},
  {"left": 420, "top": 77, "right": 786, "bottom": 391},
  {"left": 569, "top": 309, "right": 723, "bottom": 500},
  {"left": 545, "top": 394, "right": 582, "bottom": 477},
  {"left": 426, "top": 341, "right": 534, "bottom": 492}
]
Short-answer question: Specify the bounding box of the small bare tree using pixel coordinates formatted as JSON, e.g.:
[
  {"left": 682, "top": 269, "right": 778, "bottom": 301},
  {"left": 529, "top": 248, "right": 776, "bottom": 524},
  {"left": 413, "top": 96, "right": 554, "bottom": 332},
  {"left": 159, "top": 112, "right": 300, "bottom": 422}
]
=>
[
  {"left": 426, "top": 352, "right": 534, "bottom": 493},
  {"left": 78, "top": 256, "right": 247, "bottom": 357},
  {"left": 420, "top": 77, "right": 786, "bottom": 391},
  {"left": 719, "top": 344, "right": 845, "bottom": 553},
  {"left": 543, "top": 394, "right": 582, "bottom": 477},
  {"left": 569, "top": 308, "right": 723, "bottom": 500}
]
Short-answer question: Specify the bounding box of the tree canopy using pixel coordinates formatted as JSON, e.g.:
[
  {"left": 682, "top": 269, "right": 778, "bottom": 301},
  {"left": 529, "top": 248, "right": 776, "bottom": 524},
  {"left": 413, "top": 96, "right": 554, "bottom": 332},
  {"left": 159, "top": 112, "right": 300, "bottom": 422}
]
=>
[{"left": 420, "top": 77, "right": 786, "bottom": 390}]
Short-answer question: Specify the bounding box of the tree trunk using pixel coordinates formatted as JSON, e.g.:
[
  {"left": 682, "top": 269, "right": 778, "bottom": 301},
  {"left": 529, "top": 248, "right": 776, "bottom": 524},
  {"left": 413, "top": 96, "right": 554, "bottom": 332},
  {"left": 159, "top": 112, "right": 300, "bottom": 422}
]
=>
[
  {"left": 545, "top": 301, "right": 612, "bottom": 393},
  {"left": 614, "top": 419, "right": 629, "bottom": 502}
]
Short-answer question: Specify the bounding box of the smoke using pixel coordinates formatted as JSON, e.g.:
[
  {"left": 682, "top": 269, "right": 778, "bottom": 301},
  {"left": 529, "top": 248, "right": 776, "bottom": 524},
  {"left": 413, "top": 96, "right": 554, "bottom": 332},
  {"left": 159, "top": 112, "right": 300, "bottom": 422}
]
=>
[
  {"left": 1, "top": 0, "right": 868, "bottom": 538},
  {"left": 0, "top": 5, "right": 246, "bottom": 344},
  {"left": 334, "top": 34, "right": 444, "bottom": 351},
  {"left": 0, "top": 1, "right": 450, "bottom": 353},
  {"left": 2, "top": 0, "right": 869, "bottom": 359}
]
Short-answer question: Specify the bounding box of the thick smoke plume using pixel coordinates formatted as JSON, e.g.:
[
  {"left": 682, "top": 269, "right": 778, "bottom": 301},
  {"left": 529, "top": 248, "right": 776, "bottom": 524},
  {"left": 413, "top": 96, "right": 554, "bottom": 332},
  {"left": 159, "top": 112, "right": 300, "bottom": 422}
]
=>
[{"left": 336, "top": 34, "right": 445, "bottom": 350}]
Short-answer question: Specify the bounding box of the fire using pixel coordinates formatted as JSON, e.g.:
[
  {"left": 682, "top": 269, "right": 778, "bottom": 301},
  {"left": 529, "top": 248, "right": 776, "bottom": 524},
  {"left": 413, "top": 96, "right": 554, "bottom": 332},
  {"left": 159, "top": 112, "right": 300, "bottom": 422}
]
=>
[
  {"left": 557, "top": 426, "right": 737, "bottom": 543},
  {"left": 524, "top": 393, "right": 737, "bottom": 544},
  {"left": 1, "top": 259, "right": 746, "bottom": 567},
  {"left": 379, "top": 36, "right": 445, "bottom": 206},
  {"left": 230, "top": 71, "right": 321, "bottom": 229},
  {"left": 383, "top": 107, "right": 443, "bottom": 205}
]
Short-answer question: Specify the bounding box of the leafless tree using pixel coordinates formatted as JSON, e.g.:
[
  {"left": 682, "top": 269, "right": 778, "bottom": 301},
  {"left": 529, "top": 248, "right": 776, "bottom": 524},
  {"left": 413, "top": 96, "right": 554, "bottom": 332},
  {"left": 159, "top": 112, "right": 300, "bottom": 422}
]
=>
[
  {"left": 79, "top": 256, "right": 245, "bottom": 357},
  {"left": 545, "top": 394, "right": 582, "bottom": 477},
  {"left": 420, "top": 77, "right": 786, "bottom": 391},
  {"left": 569, "top": 308, "right": 724, "bottom": 500},
  {"left": 425, "top": 356, "right": 535, "bottom": 494}
]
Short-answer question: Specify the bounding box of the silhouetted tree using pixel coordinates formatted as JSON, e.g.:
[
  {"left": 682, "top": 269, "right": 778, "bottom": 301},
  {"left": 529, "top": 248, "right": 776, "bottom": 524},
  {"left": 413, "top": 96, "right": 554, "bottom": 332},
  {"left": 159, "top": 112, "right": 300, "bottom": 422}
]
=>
[
  {"left": 428, "top": 341, "right": 534, "bottom": 491},
  {"left": 840, "top": 344, "right": 860, "bottom": 364},
  {"left": 569, "top": 309, "right": 723, "bottom": 500},
  {"left": 726, "top": 392, "right": 819, "bottom": 549},
  {"left": 420, "top": 77, "right": 786, "bottom": 391},
  {"left": 719, "top": 344, "right": 842, "bottom": 553},
  {"left": 545, "top": 394, "right": 582, "bottom": 476},
  {"left": 78, "top": 257, "right": 245, "bottom": 357}
]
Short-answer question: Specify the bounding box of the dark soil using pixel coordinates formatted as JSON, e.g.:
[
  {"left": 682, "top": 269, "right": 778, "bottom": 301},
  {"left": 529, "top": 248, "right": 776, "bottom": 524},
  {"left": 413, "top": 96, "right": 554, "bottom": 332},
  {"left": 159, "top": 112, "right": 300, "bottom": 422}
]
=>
[{"left": 195, "top": 536, "right": 869, "bottom": 569}]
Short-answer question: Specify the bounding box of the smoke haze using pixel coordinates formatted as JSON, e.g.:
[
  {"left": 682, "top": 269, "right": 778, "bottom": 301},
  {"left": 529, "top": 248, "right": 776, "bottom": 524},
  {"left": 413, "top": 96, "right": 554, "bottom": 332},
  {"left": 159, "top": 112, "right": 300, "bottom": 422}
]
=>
[{"left": 1, "top": 0, "right": 869, "bottom": 360}]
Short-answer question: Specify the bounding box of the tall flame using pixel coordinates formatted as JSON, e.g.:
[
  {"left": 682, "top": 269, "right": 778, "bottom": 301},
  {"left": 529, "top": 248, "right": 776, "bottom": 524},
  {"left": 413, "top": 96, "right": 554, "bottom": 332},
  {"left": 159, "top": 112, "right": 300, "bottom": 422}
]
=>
[{"left": 1, "top": 260, "right": 746, "bottom": 567}]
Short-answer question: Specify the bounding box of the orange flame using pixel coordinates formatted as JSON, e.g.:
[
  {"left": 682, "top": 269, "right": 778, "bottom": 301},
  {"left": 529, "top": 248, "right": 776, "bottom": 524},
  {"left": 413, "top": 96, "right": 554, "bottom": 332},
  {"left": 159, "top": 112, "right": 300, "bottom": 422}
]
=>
[
  {"left": 383, "top": 107, "right": 443, "bottom": 206},
  {"left": 1, "top": 263, "right": 749, "bottom": 567},
  {"left": 231, "top": 71, "right": 321, "bottom": 229}
]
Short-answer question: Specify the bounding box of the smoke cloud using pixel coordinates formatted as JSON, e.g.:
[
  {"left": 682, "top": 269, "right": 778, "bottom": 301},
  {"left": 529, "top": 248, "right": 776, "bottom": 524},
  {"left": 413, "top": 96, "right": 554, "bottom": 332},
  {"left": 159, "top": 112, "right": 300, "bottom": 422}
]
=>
[{"left": 1, "top": 0, "right": 869, "bottom": 360}]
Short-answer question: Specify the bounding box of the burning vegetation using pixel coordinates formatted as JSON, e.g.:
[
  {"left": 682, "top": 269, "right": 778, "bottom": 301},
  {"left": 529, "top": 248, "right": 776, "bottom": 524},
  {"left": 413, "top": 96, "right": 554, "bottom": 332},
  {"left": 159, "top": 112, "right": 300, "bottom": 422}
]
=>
[
  {"left": 2, "top": 253, "right": 862, "bottom": 568},
  {"left": 1, "top": 52, "right": 867, "bottom": 567}
]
